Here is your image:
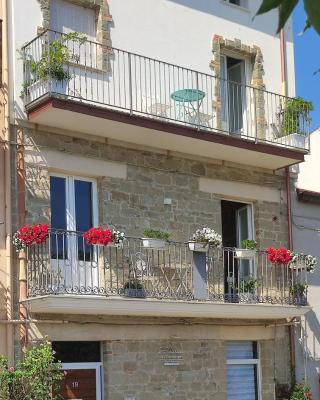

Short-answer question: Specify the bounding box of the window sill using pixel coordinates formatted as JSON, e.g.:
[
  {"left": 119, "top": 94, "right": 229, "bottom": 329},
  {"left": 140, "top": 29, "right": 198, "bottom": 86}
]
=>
[{"left": 220, "top": 0, "right": 250, "bottom": 14}]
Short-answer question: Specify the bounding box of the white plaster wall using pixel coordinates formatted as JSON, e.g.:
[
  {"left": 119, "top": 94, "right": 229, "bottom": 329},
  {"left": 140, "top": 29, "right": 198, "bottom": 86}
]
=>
[
  {"left": 10, "top": 0, "right": 295, "bottom": 120},
  {"left": 293, "top": 130, "right": 320, "bottom": 398}
]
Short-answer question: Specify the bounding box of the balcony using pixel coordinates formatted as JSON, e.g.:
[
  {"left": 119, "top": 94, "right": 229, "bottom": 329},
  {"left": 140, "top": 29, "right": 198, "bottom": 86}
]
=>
[
  {"left": 23, "top": 230, "right": 310, "bottom": 320},
  {"left": 22, "top": 31, "right": 309, "bottom": 170}
]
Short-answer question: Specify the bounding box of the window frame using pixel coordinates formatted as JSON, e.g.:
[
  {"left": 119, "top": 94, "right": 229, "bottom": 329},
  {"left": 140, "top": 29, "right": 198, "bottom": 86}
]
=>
[
  {"left": 49, "top": 173, "right": 98, "bottom": 233},
  {"left": 226, "top": 341, "right": 262, "bottom": 400}
]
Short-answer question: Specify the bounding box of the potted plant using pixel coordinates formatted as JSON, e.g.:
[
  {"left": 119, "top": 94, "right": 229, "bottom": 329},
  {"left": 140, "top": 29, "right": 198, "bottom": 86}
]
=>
[
  {"left": 83, "top": 227, "right": 113, "bottom": 246},
  {"left": 290, "top": 283, "right": 308, "bottom": 306},
  {"left": 235, "top": 239, "right": 257, "bottom": 259},
  {"left": 238, "top": 277, "right": 261, "bottom": 303},
  {"left": 275, "top": 97, "right": 313, "bottom": 148},
  {"left": 20, "top": 31, "right": 86, "bottom": 101},
  {"left": 289, "top": 252, "right": 317, "bottom": 273},
  {"left": 267, "top": 247, "right": 291, "bottom": 266},
  {"left": 123, "top": 279, "right": 146, "bottom": 298},
  {"left": 13, "top": 223, "right": 49, "bottom": 251},
  {"left": 142, "top": 229, "right": 169, "bottom": 249},
  {"left": 188, "top": 227, "right": 222, "bottom": 252}
]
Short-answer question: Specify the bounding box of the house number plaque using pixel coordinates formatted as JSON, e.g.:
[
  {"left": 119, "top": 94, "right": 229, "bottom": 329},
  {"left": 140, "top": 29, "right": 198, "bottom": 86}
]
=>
[{"left": 159, "top": 344, "right": 184, "bottom": 366}]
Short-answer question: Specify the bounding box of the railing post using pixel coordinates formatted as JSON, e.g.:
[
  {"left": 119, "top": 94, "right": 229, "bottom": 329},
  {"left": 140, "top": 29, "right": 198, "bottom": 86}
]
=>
[
  {"left": 253, "top": 87, "right": 258, "bottom": 143},
  {"left": 128, "top": 52, "right": 133, "bottom": 115},
  {"left": 192, "top": 251, "right": 208, "bottom": 300},
  {"left": 196, "top": 71, "right": 200, "bottom": 130}
]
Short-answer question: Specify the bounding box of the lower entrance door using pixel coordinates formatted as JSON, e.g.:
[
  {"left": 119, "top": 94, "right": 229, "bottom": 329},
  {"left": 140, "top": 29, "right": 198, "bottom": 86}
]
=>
[{"left": 60, "top": 363, "right": 102, "bottom": 400}]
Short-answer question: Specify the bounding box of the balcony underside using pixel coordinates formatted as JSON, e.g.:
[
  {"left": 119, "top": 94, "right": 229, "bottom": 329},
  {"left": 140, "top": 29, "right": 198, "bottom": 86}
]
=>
[
  {"left": 23, "top": 295, "right": 310, "bottom": 320},
  {"left": 26, "top": 96, "right": 305, "bottom": 170}
]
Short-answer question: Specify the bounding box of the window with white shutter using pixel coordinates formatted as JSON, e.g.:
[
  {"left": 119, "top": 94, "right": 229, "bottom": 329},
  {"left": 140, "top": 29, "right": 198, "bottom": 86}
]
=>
[
  {"left": 226, "top": 341, "right": 260, "bottom": 400},
  {"left": 51, "top": 0, "right": 96, "bottom": 40}
]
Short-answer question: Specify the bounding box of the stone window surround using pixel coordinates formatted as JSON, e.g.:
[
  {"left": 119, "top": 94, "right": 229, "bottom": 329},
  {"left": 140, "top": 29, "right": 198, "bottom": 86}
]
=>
[
  {"left": 38, "top": 0, "right": 113, "bottom": 47},
  {"left": 209, "top": 34, "right": 266, "bottom": 140}
]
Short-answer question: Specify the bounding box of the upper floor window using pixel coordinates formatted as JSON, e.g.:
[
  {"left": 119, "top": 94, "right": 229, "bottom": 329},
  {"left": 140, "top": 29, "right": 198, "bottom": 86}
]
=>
[
  {"left": 50, "top": 0, "right": 97, "bottom": 41},
  {"left": 224, "top": 0, "right": 249, "bottom": 9}
]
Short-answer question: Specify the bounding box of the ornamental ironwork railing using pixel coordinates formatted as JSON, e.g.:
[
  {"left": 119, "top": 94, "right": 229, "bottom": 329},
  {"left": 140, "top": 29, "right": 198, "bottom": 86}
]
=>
[
  {"left": 22, "top": 30, "right": 310, "bottom": 151},
  {"left": 26, "top": 230, "right": 309, "bottom": 306}
]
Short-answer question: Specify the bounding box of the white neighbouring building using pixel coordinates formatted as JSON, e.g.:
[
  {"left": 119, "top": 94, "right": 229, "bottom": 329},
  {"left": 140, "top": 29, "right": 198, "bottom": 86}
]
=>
[{"left": 293, "top": 128, "right": 320, "bottom": 398}]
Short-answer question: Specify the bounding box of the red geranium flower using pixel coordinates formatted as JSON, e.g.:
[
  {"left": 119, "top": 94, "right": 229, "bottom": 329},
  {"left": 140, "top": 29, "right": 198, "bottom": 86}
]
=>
[
  {"left": 83, "top": 227, "right": 113, "bottom": 246},
  {"left": 16, "top": 224, "right": 49, "bottom": 246},
  {"left": 267, "top": 247, "right": 291, "bottom": 266}
]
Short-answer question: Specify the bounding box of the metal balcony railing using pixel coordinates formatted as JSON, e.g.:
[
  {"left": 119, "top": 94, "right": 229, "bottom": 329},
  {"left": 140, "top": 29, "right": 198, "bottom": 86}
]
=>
[
  {"left": 26, "top": 230, "right": 309, "bottom": 306},
  {"left": 22, "top": 30, "right": 310, "bottom": 151}
]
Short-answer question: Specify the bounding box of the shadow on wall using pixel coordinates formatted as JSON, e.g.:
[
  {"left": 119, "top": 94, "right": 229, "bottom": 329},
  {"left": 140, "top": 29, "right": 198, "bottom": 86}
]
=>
[{"left": 166, "top": 0, "right": 285, "bottom": 38}]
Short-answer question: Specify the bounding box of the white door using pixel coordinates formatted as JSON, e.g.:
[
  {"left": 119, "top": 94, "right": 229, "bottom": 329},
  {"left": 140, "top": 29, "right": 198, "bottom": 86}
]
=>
[
  {"left": 60, "top": 362, "right": 102, "bottom": 400},
  {"left": 236, "top": 205, "right": 254, "bottom": 280},
  {"left": 220, "top": 56, "right": 248, "bottom": 135},
  {"left": 50, "top": 175, "right": 99, "bottom": 293}
]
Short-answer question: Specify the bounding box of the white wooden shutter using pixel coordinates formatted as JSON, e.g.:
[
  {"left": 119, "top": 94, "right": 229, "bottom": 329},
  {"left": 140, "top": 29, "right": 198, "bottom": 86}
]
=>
[
  {"left": 51, "top": 0, "right": 96, "bottom": 41},
  {"left": 226, "top": 342, "right": 258, "bottom": 400}
]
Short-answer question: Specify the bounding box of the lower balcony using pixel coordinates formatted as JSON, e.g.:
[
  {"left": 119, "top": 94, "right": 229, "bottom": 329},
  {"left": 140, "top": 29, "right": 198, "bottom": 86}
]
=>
[{"left": 23, "top": 230, "right": 311, "bottom": 320}]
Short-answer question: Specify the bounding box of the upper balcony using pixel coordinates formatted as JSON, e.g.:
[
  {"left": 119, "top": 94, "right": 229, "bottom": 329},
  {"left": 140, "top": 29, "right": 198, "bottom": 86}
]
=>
[
  {"left": 23, "top": 230, "right": 311, "bottom": 320},
  {"left": 22, "top": 30, "right": 310, "bottom": 170}
]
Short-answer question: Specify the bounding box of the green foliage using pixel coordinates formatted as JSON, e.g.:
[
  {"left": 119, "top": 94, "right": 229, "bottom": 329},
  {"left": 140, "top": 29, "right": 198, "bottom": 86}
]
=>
[
  {"left": 281, "top": 97, "right": 313, "bottom": 136},
  {"left": 143, "top": 229, "right": 170, "bottom": 240},
  {"left": 241, "top": 239, "right": 258, "bottom": 250},
  {"left": 239, "top": 278, "right": 261, "bottom": 293},
  {"left": 291, "top": 283, "right": 308, "bottom": 298},
  {"left": 287, "top": 383, "right": 312, "bottom": 400},
  {"left": 256, "top": 0, "right": 320, "bottom": 35},
  {"left": 0, "top": 342, "right": 64, "bottom": 400},
  {"left": 20, "top": 32, "right": 87, "bottom": 97}
]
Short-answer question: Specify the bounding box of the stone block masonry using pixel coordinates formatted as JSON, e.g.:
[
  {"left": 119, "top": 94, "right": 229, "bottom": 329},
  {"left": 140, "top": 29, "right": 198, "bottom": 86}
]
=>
[{"left": 22, "top": 128, "right": 289, "bottom": 248}]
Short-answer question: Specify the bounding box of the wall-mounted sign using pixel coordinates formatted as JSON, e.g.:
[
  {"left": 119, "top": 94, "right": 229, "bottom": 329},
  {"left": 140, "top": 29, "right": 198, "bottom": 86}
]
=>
[{"left": 159, "top": 344, "right": 184, "bottom": 366}]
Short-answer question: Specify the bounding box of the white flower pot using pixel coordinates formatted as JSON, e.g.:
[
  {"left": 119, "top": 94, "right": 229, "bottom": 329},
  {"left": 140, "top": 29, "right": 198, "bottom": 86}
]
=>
[
  {"left": 26, "top": 79, "right": 68, "bottom": 103},
  {"left": 188, "top": 241, "right": 209, "bottom": 252},
  {"left": 142, "top": 238, "right": 166, "bottom": 249},
  {"left": 235, "top": 249, "right": 256, "bottom": 259},
  {"left": 275, "top": 133, "right": 305, "bottom": 149}
]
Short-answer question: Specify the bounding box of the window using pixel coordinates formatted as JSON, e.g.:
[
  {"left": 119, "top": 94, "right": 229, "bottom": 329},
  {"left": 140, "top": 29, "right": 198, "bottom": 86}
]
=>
[
  {"left": 226, "top": 341, "right": 260, "bottom": 400},
  {"left": 50, "top": 175, "right": 98, "bottom": 260},
  {"left": 51, "top": 0, "right": 96, "bottom": 40},
  {"left": 224, "top": 0, "right": 248, "bottom": 8}
]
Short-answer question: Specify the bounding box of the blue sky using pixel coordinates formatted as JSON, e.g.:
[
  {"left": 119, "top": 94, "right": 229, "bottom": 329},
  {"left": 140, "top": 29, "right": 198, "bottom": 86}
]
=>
[{"left": 293, "top": 2, "right": 320, "bottom": 131}]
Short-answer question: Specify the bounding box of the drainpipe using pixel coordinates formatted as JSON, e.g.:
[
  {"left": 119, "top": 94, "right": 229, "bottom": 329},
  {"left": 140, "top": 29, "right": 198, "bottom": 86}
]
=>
[
  {"left": 16, "top": 126, "right": 28, "bottom": 350},
  {"left": 3, "top": 0, "right": 14, "bottom": 365},
  {"left": 280, "top": 24, "right": 296, "bottom": 382}
]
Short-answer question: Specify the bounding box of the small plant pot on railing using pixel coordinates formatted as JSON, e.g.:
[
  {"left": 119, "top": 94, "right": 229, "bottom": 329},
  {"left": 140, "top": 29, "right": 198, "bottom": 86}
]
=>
[
  {"left": 234, "top": 249, "right": 256, "bottom": 259},
  {"left": 189, "top": 227, "right": 222, "bottom": 253},
  {"left": 235, "top": 240, "right": 257, "bottom": 259},
  {"left": 141, "top": 229, "right": 169, "bottom": 250},
  {"left": 188, "top": 241, "right": 209, "bottom": 253}
]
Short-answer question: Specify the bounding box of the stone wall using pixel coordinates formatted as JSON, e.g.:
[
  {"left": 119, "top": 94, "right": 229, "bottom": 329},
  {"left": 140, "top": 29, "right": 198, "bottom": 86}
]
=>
[
  {"left": 23, "top": 128, "right": 288, "bottom": 248},
  {"left": 102, "top": 335, "right": 291, "bottom": 400}
]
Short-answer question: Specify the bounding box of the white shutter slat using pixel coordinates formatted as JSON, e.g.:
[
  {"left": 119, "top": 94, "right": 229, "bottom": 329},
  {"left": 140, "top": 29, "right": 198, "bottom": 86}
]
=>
[{"left": 226, "top": 342, "right": 257, "bottom": 400}]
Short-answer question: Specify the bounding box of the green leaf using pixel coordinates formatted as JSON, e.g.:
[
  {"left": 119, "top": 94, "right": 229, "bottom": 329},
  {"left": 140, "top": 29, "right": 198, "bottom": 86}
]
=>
[
  {"left": 301, "top": 18, "right": 311, "bottom": 34},
  {"left": 256, "top": 0, "right": 282, "bottom": 15},
  {"left": 277, "top": 0, "right": 299, "bottom": 33},
  {"left": 304, "top": 0, "right": 320, "bottom": 34}
]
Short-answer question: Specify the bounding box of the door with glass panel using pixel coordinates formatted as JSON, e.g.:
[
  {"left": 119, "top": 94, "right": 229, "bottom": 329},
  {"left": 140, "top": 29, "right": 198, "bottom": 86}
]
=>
[
  {"left": 236, "top": 204, "right": 254, "bottom": 282},
  {"left": 220, "top": 55, "right": 247, "bottom": 135},
  {"left": 50, "top": 175, "right": 98, "bottom": 293}
]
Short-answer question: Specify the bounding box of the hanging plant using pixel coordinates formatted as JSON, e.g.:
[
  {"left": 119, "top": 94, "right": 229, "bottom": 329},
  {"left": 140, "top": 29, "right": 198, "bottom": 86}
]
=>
[
  {"left": 83, "top": 226, "right": 126, "bottom": 247},
  {"left": 13, "top": 224, "right": 49, "bottom": 251},
  {"left": 83, "top": 227, "right": 113, "bottom": 246},
  {"left": 267, "top": 247, "right": 291, "bottom": 266}
]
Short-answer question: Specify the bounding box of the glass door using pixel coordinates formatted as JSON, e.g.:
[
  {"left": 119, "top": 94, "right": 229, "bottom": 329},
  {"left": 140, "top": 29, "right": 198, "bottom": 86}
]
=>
[
  {"left": 50, "top": 175, "right": 98, "bottom": 293},
  {"left": 236, "top": 205, "right": 254, "bottom": 281}
]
